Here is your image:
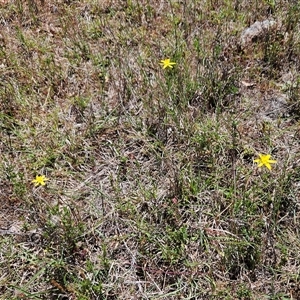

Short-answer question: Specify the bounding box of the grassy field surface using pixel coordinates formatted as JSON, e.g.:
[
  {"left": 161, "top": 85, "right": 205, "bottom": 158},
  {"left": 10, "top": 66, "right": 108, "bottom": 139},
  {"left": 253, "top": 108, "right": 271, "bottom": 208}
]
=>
[{"left": 1, "top": 0, "right": 300, "bottom": 299}]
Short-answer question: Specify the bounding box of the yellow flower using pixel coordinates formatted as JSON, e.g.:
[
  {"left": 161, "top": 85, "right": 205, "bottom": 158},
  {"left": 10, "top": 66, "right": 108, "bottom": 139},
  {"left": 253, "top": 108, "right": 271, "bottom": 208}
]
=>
[
  {"left": 254, "top": 154, "right": 277, "bottom": 170},
  {"left": 31, "top": 175, "right": 49, "bottom": 186},
  {"left": 159, "top": 58, "right": 176, "bottom": 69}
]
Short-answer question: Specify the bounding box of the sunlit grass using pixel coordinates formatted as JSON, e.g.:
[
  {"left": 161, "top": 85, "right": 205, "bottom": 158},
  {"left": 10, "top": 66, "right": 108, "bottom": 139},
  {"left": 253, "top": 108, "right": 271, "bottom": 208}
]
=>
[{"left": 0, "top": 0, "right": 300, "bottom": 299}]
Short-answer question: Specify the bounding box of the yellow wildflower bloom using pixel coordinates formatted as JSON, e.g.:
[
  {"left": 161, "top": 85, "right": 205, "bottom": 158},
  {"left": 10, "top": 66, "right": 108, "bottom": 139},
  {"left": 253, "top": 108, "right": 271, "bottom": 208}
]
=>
[
  {"left": 32, "top": 175, "right": 49, "bottom": 186},
  {"left": 159, "top": 58, "right": 176, "bottom": 69},
  {"left": 254, "top": 154, "right": 277, "bottom": 170}
]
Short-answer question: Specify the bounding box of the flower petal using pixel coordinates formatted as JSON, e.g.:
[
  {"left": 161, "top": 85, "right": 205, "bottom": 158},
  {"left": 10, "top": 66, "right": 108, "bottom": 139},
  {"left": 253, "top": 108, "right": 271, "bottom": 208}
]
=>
[{"left": 265, "top": 163, "right": 272, "bottom": 170}]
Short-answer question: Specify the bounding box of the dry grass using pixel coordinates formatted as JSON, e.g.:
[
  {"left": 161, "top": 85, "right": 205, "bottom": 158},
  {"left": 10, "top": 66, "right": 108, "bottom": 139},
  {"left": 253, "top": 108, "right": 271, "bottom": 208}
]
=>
[{"left": 1, "top": 0, "right": 300, "bottom": 299}]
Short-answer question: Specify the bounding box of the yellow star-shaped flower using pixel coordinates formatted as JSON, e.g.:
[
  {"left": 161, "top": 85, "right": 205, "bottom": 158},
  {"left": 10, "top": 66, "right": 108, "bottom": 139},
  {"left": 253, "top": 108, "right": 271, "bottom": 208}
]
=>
[
  {"left": 254, "top": 154, "right": 277, "bottom": 170},
  {"left": 31, "top": 175, "right": 49, "bottom": 186},
  {"left": 159, "top": 58, "right": 176, "bottom": 69}
]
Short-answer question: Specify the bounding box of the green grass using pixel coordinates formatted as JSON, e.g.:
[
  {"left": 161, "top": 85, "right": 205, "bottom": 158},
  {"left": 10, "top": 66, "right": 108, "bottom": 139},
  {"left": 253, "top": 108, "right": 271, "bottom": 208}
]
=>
[{"left": 1, "top": 0, "right": 300, "bottom": 299}]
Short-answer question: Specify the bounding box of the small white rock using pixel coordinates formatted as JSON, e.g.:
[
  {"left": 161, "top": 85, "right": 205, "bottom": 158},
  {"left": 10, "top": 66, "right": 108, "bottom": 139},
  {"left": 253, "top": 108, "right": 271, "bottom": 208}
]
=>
[{"left": 240, "top": 20, "right": 277, "bottom": 47}]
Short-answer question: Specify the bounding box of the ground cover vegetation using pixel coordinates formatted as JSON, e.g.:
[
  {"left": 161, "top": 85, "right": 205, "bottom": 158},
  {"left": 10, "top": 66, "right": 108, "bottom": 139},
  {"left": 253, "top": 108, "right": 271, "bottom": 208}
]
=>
[{"left": 1, "top": 0, "right": 300, "bottom": 299}]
